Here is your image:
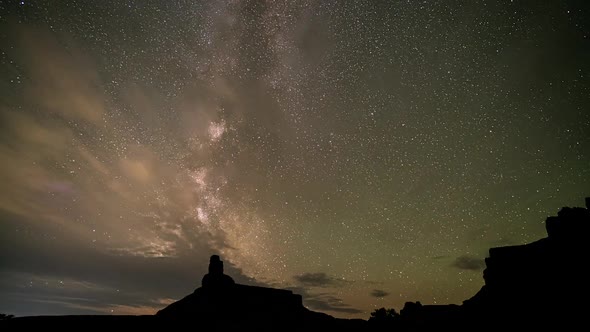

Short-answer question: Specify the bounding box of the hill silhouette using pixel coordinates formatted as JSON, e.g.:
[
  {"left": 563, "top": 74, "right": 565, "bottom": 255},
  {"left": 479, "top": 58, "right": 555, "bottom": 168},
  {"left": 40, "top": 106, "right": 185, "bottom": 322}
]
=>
[{"left": 1, "top": 198, "right": 589, "bottom": 330}]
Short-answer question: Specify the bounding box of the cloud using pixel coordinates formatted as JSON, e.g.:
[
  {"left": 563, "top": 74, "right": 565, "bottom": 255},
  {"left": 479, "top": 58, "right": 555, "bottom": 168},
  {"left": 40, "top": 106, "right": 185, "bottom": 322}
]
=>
[
  {"left": 293, "top": 272, "right": 350, "bottom": 288},
  {"left": 451, "top": 255, "right": 485, "bottom": 271},
  {"left": 286, "top": 286, "right": 362, "bottom": 314},
  {"left": 304, "top": 296, "right": 363, "bottom": 314},
  {"left": 0, "top": 271, "right": 176, "bottom": 316},
  {"left": 289, "top": 272, "right": 364, "bottom": 314},
  {"left": 17, "top": 26, "right": 106, "bottom": 124},
  {"left": 370, "top": 289, "right": 389, "bottom": 298},
  {"left": 0, "top": 21, "right": 280, "bottom": 286},
  {"left": 0, "top": 215, "right": 262, "bottom": 317}
]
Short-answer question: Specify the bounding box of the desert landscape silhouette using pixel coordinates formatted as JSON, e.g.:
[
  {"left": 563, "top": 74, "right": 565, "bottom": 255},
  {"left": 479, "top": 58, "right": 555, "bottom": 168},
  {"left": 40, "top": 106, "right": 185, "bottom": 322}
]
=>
[
  {"left": 1, "top": 1, "right": 589, "bottom": 330},
  {"left": 2, "top": 197, "right": 588, "bottom": 330}
]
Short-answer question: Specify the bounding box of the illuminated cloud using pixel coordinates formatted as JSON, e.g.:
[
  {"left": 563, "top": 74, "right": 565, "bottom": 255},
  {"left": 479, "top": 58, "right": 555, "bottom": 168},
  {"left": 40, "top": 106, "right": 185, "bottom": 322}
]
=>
[{"left": 1, "top": 0, "right": 588, "bottom": 320}]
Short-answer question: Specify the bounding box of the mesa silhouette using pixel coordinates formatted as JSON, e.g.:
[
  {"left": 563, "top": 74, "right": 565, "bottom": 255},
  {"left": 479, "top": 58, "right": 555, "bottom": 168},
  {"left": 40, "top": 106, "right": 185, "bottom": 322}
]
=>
[
  {"left": 156, "top": 254, "right": 364, "bottom": 329},
  {"left": 372, "top": 197, "right": 590, "bottom": 329},
  {"left": 2, "top": 198, "right": 589, "bottom": 330}
]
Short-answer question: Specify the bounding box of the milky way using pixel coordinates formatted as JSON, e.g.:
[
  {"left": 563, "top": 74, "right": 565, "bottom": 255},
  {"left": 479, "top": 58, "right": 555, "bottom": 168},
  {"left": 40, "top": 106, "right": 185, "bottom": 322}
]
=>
[{"left": 1, "top": 0, "right": 589, "bottom": 318}]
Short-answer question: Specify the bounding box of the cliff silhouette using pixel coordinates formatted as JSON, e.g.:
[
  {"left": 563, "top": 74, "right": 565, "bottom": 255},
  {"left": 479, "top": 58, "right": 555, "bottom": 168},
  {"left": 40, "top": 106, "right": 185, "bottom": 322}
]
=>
[
  {"left": 384, "top": 197, "right": 590, "bottom": 329},
  {"left": 1, "top": 198, "right": 589, "bottom": 330},
  {"left": 461, "top": 197, "right": 590, "bottom": 326}
]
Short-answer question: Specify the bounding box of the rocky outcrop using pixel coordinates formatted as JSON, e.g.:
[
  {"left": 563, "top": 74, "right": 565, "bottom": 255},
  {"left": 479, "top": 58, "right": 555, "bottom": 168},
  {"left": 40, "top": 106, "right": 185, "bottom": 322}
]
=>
[
  {"left": 200, "top": 255, "right": 235, "bottom": 289},
  {"left": 464, "top": 198, "right": 590, "bottom": 323},
  {"left": 157, "top": 255, "right": 303, "bottom": 320},
  {"left": 156, "top": 255, "right": 363, "bottom": 330}
]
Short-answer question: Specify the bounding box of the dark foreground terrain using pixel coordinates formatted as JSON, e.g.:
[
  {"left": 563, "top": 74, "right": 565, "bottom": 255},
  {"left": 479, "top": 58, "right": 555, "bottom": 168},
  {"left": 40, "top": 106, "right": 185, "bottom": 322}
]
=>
[{"left": 2, "top": 198, "right": 589, "bottom": 330}]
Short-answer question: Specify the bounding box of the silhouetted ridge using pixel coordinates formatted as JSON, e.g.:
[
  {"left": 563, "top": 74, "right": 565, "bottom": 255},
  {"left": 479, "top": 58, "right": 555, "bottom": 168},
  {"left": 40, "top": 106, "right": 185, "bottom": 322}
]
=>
[
  {"left": 4, "top": 198, "right": 589, "bottom": 330},
  {"left": 156, "top": 255, "right": 363, "bottom": 330},
  {"left": 157, "top": 255, "right": 302, "bottom": 319},
  {"left": 464, "top": 198, "right": 590, "bottom": 325},
  {"left": 384, "top": 198, "right": 590, "bottom": 329}
]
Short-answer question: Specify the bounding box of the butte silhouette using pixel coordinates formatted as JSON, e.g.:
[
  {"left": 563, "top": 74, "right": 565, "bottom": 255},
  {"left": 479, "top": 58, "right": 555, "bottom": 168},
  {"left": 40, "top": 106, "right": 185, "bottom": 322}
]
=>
[
  {"left": 157, "top": 255, "right": 363, "bottom": 330},
  {"left": 157, "top": 254, "right": 304, "bottom": 318}
]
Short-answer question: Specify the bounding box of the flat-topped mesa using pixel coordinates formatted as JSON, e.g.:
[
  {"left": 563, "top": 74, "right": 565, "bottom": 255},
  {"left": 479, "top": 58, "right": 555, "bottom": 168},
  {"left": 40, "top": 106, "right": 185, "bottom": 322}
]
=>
[
  {"left": 465, "top": 197, "right": 590, "bottom": 320},
  {"left": 484, "top": 198, "right": 590, "bottom": 281},
  {"left": 201, "top": 255, "right": 235, "bottom": 289},
  {"left": 157, "top": 255, "right": 316, "bottom": 326}
]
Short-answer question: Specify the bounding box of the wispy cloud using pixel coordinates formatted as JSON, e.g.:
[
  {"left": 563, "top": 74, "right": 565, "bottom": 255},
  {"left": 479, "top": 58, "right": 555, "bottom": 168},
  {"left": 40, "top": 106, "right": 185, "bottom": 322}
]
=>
[
  {"left": 451, "top": 255, "right": 485, "bottom": 271},
  {"left": 286, "top": 286, "right": 362, "bottom": 314},
  {"left": 293, "top": 272, "right": 351, "bottom": 288},
  {"left": 369, "top": 289, "right": 389, "bottom": 298}
]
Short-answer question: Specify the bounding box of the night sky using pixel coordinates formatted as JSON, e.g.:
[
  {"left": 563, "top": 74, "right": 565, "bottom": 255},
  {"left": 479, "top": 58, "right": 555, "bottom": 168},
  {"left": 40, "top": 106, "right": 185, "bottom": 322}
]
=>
[{"left": 1, "top": 0, "right": 589, "bottom": 318}]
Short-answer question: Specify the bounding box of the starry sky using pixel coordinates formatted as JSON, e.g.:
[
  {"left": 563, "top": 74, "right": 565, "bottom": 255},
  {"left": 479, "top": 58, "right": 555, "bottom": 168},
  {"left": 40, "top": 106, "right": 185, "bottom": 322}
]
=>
[{"left": 0, "top": 0, "right": 589, "bottom": 319}]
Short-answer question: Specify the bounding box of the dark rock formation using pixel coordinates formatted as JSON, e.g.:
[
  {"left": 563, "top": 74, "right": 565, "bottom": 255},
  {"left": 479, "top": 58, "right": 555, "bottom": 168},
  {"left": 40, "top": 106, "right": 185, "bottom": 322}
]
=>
[
  {"left": 157, "top": 255, "right": 365, "bottom": 330},
  {"left": 157, "top": 255, "right": 301, "bottom": 320},
  {"left": 200, "top": 255, "right": 235, "bottom": 288},
  {"left": 398, "top": 301, "right": 460, "bottom": 325},
  {"left": 4, "top": 198, "right": 588, "bottom": 330},
  {"left": 390, "top": 198, "right": 590, "bottom": 329},
  {"left": 463, "top": 198, "right": 590, "bottom": 325}
]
